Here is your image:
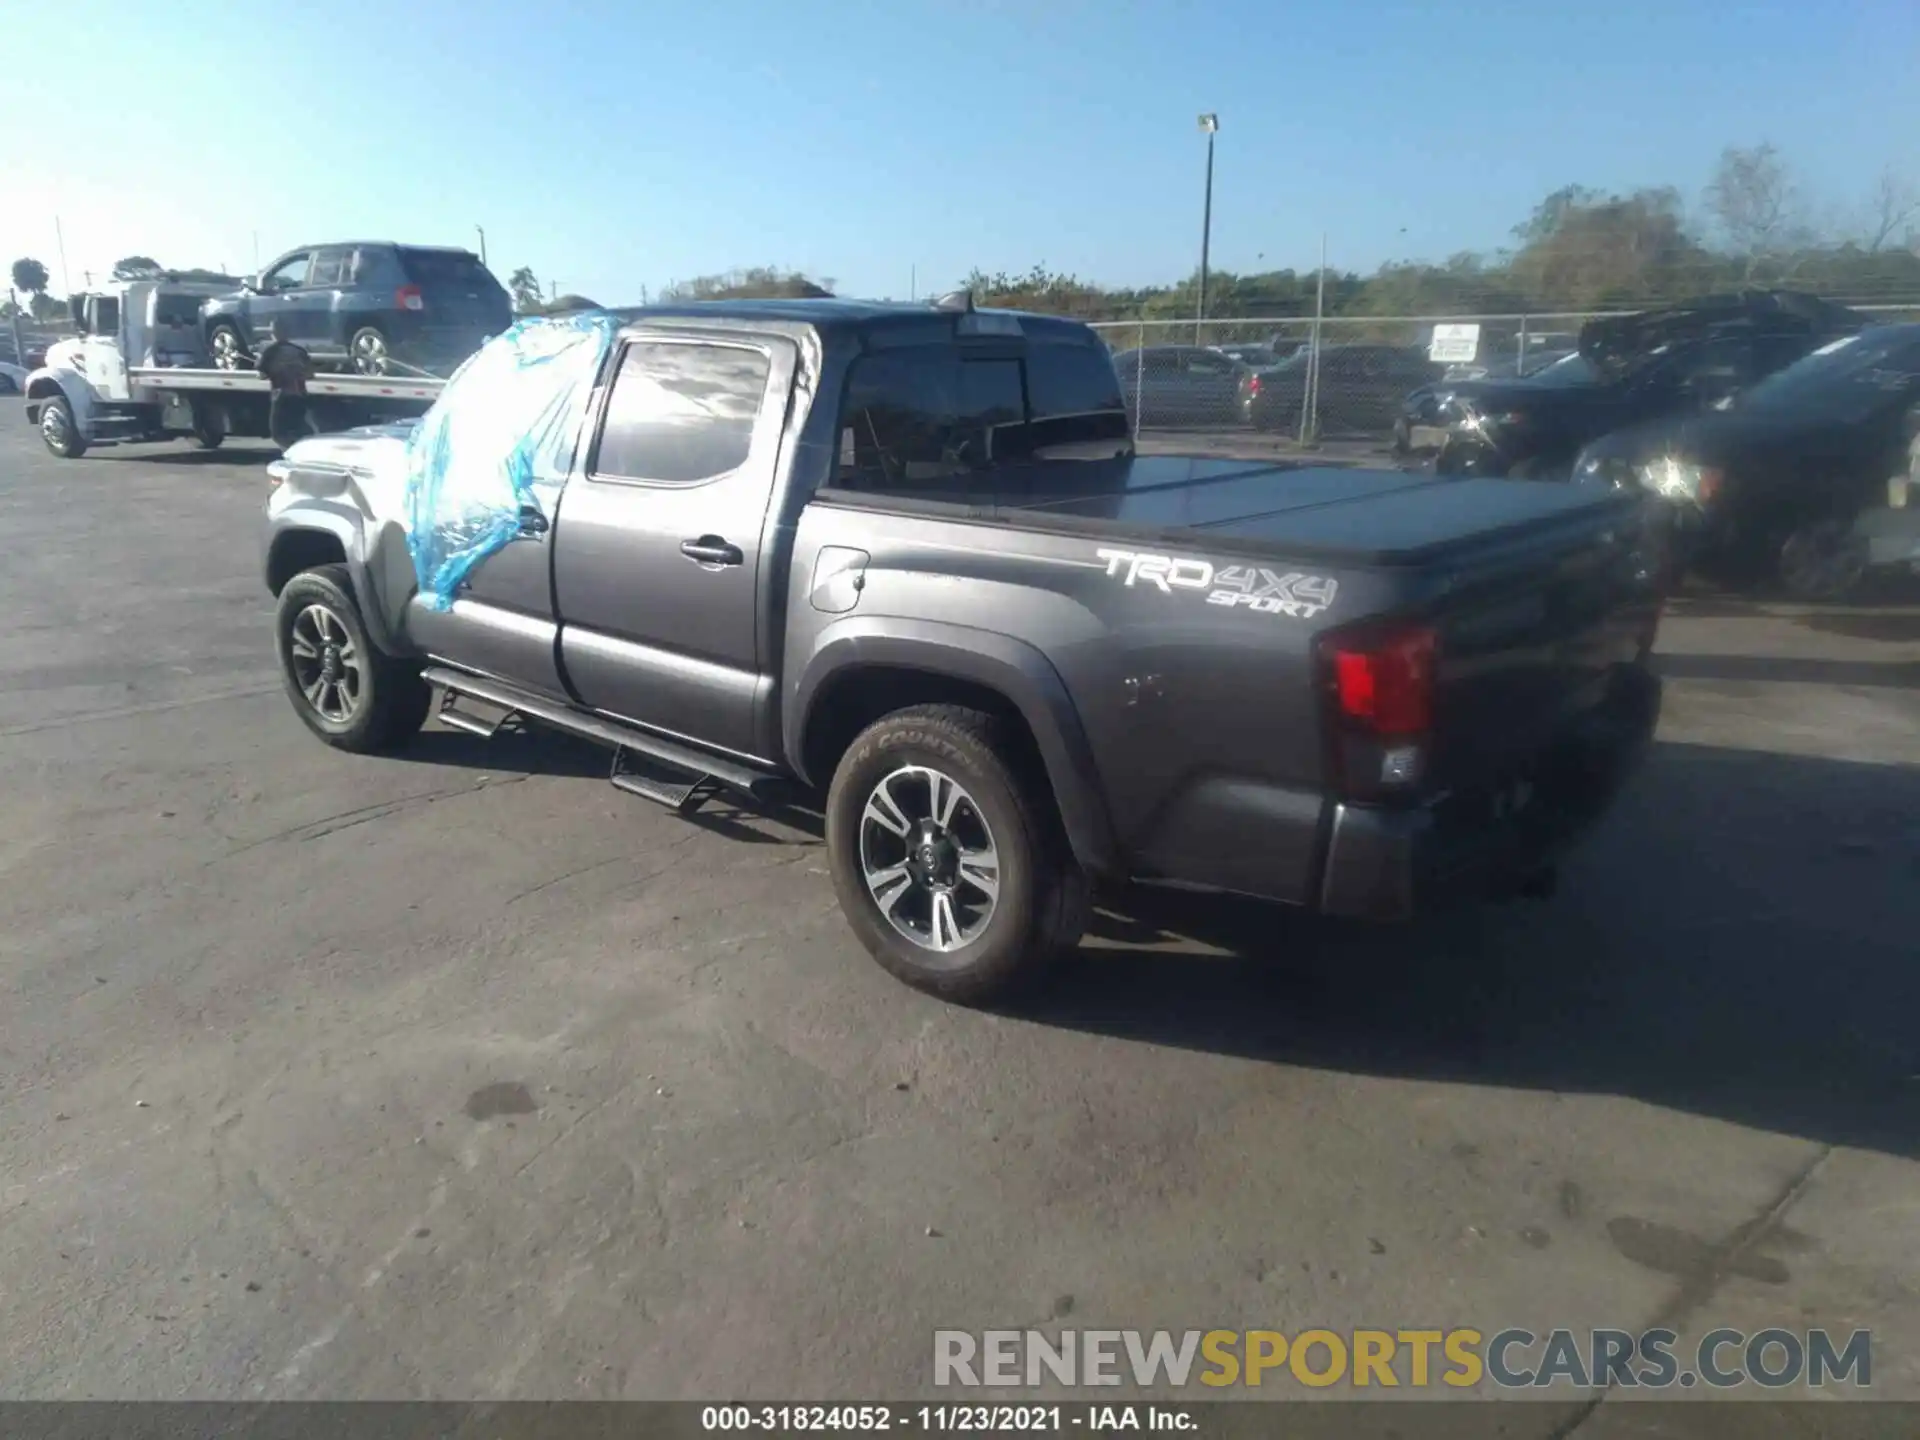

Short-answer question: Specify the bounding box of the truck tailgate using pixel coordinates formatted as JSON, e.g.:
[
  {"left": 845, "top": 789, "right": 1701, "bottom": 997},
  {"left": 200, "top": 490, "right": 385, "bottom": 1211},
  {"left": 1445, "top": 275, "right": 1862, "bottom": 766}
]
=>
[{"left": 1416, "top": 490, "right": 1664, "bottom": 798}]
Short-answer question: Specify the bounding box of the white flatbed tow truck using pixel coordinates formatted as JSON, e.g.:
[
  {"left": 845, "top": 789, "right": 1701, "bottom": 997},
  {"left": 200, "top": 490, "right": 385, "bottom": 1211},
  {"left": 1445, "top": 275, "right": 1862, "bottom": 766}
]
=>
[{"left": 20, "top": 276, "right": 446, "bottom": 459}]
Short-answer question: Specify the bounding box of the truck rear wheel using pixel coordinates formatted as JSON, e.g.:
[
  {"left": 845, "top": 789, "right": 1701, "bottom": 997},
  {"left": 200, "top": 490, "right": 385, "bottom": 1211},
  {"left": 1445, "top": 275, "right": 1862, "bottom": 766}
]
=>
[
  {"left": 349, "top": 326, "right": 391, "bottom": 376},
  {"left": 37, "top": 395, "right": 86, "bottom": 458},
  {"left": 825, "top": 705, "right": 1075, "bottom": 1006},
  {"left": 274, "top": 565, "right": 431, "bottom": 753}
]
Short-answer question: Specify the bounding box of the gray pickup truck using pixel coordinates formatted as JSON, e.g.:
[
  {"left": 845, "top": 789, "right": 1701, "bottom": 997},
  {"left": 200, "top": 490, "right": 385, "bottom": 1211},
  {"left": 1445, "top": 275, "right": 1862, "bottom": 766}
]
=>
[{"left": 263, "top": 296, "right": 1666, "bottom": 1003}]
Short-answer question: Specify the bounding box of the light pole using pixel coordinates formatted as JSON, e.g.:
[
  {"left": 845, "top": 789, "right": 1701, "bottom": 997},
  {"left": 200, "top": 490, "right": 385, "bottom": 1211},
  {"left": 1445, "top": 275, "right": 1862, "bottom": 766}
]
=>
[
  {"left": 1196, "top": 113, "right": 1218, "bottom": 342},
  {"left": 475, "top": 225, "right": 488, "bottom": 266}
]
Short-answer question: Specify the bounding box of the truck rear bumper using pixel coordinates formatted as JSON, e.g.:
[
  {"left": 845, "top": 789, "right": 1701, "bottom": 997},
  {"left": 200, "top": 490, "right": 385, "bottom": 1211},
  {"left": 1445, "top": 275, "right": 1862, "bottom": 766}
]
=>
[{"left": 1316, "top": 666, "right": 1661, "bottom": 921}]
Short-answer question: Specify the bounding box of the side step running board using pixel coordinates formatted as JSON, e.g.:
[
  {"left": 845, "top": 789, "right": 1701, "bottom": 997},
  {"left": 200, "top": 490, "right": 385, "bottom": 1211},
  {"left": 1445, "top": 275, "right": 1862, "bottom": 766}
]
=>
[
  {"left": 610, "top": 747, "right": 723, "bottom": 812},
  {"left": 423, "top": 666, "right": 783, "bottom": 815}
]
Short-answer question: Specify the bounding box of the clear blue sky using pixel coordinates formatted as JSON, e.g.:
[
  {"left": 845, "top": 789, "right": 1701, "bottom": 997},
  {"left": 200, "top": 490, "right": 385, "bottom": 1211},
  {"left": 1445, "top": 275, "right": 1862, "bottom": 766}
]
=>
[{"left": 3, "top": 0, "right": 1915, "bottom": 302}]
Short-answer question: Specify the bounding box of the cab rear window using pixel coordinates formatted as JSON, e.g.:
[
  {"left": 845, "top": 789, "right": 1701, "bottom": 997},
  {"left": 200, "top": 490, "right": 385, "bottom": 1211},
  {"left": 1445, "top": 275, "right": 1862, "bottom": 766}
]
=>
[
  {"left": 836, "top": 343, "right": 1130, "bottom": 496},
  {"left": 153, "top": 295, "right": 203, "bottom": 326}
]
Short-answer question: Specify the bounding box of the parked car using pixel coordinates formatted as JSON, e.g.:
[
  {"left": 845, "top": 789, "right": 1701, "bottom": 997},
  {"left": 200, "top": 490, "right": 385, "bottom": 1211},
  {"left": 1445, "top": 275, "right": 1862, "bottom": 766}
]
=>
[
  {"left": 1423, "top": 291, "right": 1866, "bottom": 479},
  {"left": 263, "top": 296, "right": 1664, "bottom": 1005},
  {"left": 1571, "top": 323, "right": 1920, "bottom": 598},
  {"left": 1245, "top": 345, "right": 1445, "bottom": 435},
  {"left": 1212, "top": 343, "right": 1280, "bottom": 369},
  {"left": 0, "top": 359, "right": 24, "bottom": 396},
  {"left": 1441, "top": 347, "right": 1576, "bottom": 384},
  {"left": 1113, "top": 344, "right": 1252, "bottom": 427},
  {"left": 202, "top": 242, "right": 512, "bottom": 377},
  {"left": 1400, "top": 352, "right": 1598, "bottom": 454}
]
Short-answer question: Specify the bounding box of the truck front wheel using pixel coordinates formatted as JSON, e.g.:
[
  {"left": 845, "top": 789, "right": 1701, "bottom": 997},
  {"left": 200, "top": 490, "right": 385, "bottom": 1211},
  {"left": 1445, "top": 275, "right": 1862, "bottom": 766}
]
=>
[
  {"left": 274, "top": 565, "right": 431, "bottom": 753},
  {"left": 208, "top": 324, "right": 248, "bottom": 371},
  {"left": 37, "top": 395, "right": 87, "bottom": 458},
  {"left": 826, "top": 705, "right": 1076, "bottom": 1005}
]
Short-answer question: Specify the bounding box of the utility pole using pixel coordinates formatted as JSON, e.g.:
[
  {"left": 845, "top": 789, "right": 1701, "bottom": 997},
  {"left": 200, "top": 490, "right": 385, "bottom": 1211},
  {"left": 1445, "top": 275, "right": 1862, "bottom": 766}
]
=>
[
  {"left": 1301, "top": 233, "right": 1327, "bottom": 446},
  {"left": 54, "top": 216, "right": 72, "bottom": 295},
  {"left": 7, "top": 289, "right": 25, "bottom": 372},
  {"left": 1196, "top": 113, "right": 1218, "bottom": 343}
]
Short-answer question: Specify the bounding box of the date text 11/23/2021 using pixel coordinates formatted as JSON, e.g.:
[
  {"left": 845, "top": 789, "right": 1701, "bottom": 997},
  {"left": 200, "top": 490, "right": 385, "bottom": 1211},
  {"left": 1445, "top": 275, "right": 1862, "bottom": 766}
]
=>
[{"left": 701, "top": 1404, "right": 1195, "bottom": 1432}]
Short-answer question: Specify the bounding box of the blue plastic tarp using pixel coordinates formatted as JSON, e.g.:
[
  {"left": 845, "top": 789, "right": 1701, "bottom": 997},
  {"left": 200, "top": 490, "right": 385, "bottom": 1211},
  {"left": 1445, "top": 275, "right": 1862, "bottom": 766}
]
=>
[{"left": 404, "top": 311, "right": 621, "bottom": 611}]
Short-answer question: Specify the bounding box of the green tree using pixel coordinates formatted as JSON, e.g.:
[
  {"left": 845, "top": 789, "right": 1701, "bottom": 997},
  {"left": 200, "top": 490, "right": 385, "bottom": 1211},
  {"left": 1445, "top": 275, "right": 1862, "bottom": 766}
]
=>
[
  {"left": 1705, "top": 143, "right": 1814, "bottom": 281},
  {"left": 527, "top": 293, "right": 604, "bottom": 315},
  {"left": 506, "top": 266, "right": 544, "bottom": 313},
  {"left": 1511, "top": 186, "right": 1606, "bottom": 246},
  {"left": 1506, "top": 187, "right": 1711, "bottom": 310},
  {"left": 660, "top": 267, "right": 834, "bottom": 301},
  {"left": 111, "top": 255, "right": 164, "bottom": 281},
  {"left": 11, "top": 257, "right": 50, "bottom": 299}
]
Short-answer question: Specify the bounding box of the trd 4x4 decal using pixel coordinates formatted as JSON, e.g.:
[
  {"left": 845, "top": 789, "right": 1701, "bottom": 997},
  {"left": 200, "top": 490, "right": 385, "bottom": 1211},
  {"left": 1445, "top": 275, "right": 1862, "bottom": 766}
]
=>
[{"left": 1095, "top": 548, "right": 1338, "bottom": 619}]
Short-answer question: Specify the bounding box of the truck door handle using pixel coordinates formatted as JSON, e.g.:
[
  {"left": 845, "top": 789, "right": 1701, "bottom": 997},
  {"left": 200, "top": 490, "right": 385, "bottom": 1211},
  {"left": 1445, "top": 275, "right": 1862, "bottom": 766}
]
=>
[
  {"left": 516, "top": 505, "right": 549, "bottom": 537},
  {"left": 680, "top": 536, "right": 743, "bottom": 566}
]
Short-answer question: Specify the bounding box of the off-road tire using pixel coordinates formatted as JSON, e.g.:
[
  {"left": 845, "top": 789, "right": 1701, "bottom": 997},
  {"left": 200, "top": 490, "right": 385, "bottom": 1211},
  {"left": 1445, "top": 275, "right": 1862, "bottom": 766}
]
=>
[
  {"left": 826, "top": 705, "right": 1077, "bottom": 1006},
  {"left": 274, "top": 565, "right": 431, "bottom": 753}
]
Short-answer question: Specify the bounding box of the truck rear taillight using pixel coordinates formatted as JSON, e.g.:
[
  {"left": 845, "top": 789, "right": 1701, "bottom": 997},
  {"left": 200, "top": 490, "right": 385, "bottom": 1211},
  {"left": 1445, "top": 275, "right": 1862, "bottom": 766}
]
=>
[
  {"left": 395, "top": 285, "right": 425, "bottom": 312},
  {"left": 1247, "top": 375, "right": 1262, "bottom": 397},
  {"left": 1325, "top": 625, "right": 1436, "bottom": 736},
  {"left": 1318, "top": 622, "right": 1438, "bottom": 795}
]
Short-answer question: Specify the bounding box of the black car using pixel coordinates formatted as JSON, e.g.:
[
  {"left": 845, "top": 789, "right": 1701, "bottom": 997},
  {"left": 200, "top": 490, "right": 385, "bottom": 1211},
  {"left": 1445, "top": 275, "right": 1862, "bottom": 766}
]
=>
[
  {"left": 1245, "top": 344, "right": 1445, "bottom": 436},
  {"left": 1416, "top": 291, "right": 1867, "bottom": 479},
  {"left": 1113, "top": 344, "right": 1253, "bottom": 427},
  {"left": 1399, "top": 351, "right": 1598, "bottom": 451},
  {"left": 1571, "top": 323, "right": 1920, "bottom": 598},
  {"left": 201, "top": 242, "right": 513, "bottom": 377}
]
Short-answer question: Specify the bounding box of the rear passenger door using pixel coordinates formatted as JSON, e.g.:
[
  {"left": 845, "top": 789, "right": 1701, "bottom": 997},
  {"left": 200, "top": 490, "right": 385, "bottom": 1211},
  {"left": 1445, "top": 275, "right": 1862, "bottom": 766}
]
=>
[
  {"left": 300, "top": 246, "right": 354, "bottom": 356},
  {"left": 552, "top": 332, "right": 798, "bottom": 761}
]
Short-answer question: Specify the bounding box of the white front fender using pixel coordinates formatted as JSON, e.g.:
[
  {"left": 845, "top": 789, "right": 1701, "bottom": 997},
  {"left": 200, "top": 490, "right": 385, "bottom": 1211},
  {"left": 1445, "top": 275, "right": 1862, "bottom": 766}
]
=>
[{"left": 22, "top": 363, "right": 100, "bottom": 432}]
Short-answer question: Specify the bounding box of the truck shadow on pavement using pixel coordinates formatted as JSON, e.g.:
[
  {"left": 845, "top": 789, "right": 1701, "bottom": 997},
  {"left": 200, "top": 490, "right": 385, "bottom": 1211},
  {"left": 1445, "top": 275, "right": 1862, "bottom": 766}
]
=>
[
  {"left": 1035, "top": 740, "right": 1920, "bottom": 1160},
  {"left": 1654, "top": 653, "right": 1920, "bottom": 689},
  {"left": 100, "top": 446, "right": 284, "bottom": 467},
  {"left": 406, "top": 725, "right": 828, "bottom": 846}
]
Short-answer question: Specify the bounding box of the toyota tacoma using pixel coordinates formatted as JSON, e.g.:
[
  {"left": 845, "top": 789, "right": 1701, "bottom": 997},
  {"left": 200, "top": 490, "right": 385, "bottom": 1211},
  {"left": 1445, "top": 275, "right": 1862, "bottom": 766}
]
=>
[{"left": 263, "top": 296, "right": 1667, "bottom": 1004}]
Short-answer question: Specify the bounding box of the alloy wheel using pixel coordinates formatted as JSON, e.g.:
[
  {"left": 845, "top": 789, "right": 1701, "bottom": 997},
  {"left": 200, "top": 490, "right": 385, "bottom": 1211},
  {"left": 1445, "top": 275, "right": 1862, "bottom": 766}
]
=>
[
  {"left": 287, "top": 604, "right": 366, "bottom": 724},
  {"left": 351, "top": 331, "right": 389, "bottom": 376},
  {"left": 858, "top": 765, "right": 1001, "bottom": 953}
]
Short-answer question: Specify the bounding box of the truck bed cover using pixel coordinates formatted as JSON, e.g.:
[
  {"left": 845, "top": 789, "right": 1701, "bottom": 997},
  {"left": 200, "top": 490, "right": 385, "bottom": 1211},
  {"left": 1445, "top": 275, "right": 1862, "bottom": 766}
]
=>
[{"left": 828, "top": 456, "right": 1641, "bottom": 566}]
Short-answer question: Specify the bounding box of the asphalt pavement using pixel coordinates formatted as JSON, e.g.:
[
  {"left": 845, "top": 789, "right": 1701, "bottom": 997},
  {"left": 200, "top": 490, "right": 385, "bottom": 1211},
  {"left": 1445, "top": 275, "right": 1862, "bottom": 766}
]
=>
[{"left": 1, "top": 415, "right": 1917, "bottom": 1423}]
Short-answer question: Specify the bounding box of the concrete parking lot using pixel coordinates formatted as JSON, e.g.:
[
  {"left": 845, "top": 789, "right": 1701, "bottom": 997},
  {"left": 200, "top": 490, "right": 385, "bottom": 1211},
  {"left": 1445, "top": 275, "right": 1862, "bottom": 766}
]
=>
[{"left": 1, "top": 415, "right": 1917, "bottom": 1423}]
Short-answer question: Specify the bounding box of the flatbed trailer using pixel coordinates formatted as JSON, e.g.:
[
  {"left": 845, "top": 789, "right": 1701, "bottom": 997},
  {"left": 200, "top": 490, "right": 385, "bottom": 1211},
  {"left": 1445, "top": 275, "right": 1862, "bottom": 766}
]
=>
[{"left": 125, "top": 368, "right": 446, "bottom": 402}]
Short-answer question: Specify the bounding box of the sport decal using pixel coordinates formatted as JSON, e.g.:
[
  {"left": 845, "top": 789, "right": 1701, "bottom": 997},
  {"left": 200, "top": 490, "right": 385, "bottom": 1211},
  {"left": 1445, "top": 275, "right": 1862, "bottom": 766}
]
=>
[{"left": 1095, "top": 548, "right": 1338, "bottom": 619}]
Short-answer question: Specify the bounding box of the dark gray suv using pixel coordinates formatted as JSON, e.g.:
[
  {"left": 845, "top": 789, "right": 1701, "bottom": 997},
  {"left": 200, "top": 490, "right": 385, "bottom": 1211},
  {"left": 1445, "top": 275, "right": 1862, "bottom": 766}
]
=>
[{"left": 201, "top": 242, "right": 513, "bottom": 377}]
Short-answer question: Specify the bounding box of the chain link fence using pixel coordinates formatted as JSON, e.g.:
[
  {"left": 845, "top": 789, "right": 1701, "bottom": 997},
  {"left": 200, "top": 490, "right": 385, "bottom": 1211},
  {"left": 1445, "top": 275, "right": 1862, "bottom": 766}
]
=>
[{"left": 1091, "top": 304, "right": 1920, "bottom": 446}]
